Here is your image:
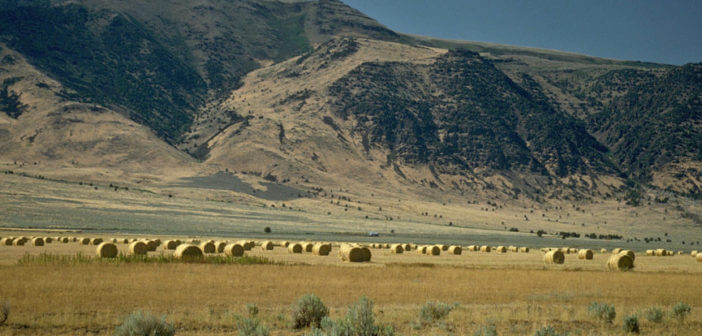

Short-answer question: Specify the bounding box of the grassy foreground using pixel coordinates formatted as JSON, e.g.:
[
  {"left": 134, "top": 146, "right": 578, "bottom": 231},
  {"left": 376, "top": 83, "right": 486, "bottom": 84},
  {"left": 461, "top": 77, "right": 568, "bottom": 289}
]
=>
[{"left": 0, "top": 261, "right": 700, "bottom": 335}]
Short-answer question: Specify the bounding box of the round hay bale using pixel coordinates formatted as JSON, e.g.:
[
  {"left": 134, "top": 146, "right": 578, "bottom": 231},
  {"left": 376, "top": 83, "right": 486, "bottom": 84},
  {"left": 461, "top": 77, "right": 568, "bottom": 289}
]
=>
[
  {"left": 645, "top": 249, "right": 654, "bottom": 256},
  {"left": 559, "top": 247, "right": 569, "bottom": 254},
  {"left": 568, "top": 248, "right": 578, "bottom": 254},
  {"left": 44, "top": 237, "right": 53, "bottom": 243},
  {"left": 90, "top": 238, "right": 103, "bottom": 245},
  {"left": 519, "top": 247, "right": 530, "bottom": 253},
  {"left": 437, "top": 244, "right": 448, "bottom": 251},
  {"left": 288, "top": 243, "right": 303, "bottom": 254},
  {"left": 111, "top": 238, "right": 118, "bottom": 243},
  {"left": 600, "top": 248, "right": 607, "bottom": 253},
  {"left": 691, "top": 250, "right": 698, "bottom": 257},
  {"left": 389, "top": 244, "right": 404, "bottom": 254},
  {"left": 214, "top": 241, "right": 228, "bottom": 253},
  {"left": 60, "top": 237, "right": 69, "bottom": 243},
  {"left": 312, "top": 243, "right": 332, "bottom": 256},
  {"left": 236, "top": 240, "right": 252, "bottom": 251},
  {"left": 128, "top": 241, "right": 148, "bottom": 256},
  {"left": 465, "top": 245, "right": 477, "bottom": 252},
  {"left": 174, "top": 244, "right": 204, "bottom": 260},
  {"left": 339, "top": 244, "right": 371, "bottom": 262},
  {"left": 199, "top": 241, "right": 216, "bottom": 254},
  {"left": 607, "top": 254, "right": 634, "bottom": 271},
  {"left": 120, "top": 238, "right": 129, "bottom": 244},
  {"left": 96, "top": 242, "right": 119, "bottom": 258},
  {"left": 543, "top": 250, "right": 565, "bottom": 264},
  {"left": 80, "top": 237, "right": 90, "bottom": 245},
  {"left": 667, "top": 250, "right": 674, "bottom": 256},
  {"left": 495, "top": 246, "right": 507, "bottom": 253},
  {"left": 153, "top": 239, "right": 161, "bottom": 246},
  {"left": 677, "top": 251, "right": 684, "bottom": 255},
  {"left": 281, "top": 241, "right": 290, "bottom": 247},
  {"left": 508, "top": 246, "right": 518, "bottom": 252},
  {"left": 31, "top": 237, "right": 44, "bottom": 246},
  {"left": 426, "top": 245, "right": 441, "bottom": 256},
  {"left": 611, "top": 248, "right": 623, "bottom": 254},
  {"left": 302, "top": 242, "right": 314, "bottom": 253},
  {"left": 448, "top": 245, "right": 462, "bottom": 255},
  {"left": 578, "top": 249, "right": 593, "bottom": 260},
  {"left": 142, "top": 240, "right": 158, "bottom": 252},
  {"left": 402, "top": 243, "right": 412, "bottom": 251},
  {"left": 260, "top": 241, "right": 274, "bottom": 251},
  {"left": 417, "top": 245, "right": 428, "bottom": 254},
  {"left": 163, "top": 240, "right": 180, "bottom": 250},
  {"left": 696, "top": 253, "right": 702, "bottom": 262},
  {"left": 480, "top": 245, "right": 491, "bottom": 253},
  {"left": 2, "top": 238, "right": 13, "bottom": 246},
  {"left": 12, "top": 238, "right": 25, "bottom": 246},
  {"left": 224, "top": 243, "right": 244, "bottom": 257},
  {"left": 619, "top": 250, "right": 636, "bottom": 261},
  {"left": 654, "top": 248, "right": 666, "bottom": 256}
]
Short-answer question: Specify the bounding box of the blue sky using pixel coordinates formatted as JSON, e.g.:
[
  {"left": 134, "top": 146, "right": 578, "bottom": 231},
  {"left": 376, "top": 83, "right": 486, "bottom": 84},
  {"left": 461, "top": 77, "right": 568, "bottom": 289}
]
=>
[{"left": 343, "top": 0, "right": 702, "bottom": 65}]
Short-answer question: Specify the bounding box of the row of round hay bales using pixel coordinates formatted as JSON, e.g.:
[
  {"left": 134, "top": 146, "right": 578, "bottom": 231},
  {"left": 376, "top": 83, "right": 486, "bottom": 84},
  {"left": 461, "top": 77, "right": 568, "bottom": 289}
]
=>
[{"left": 339, "top": 244, "right": 371, "bottom": 262}]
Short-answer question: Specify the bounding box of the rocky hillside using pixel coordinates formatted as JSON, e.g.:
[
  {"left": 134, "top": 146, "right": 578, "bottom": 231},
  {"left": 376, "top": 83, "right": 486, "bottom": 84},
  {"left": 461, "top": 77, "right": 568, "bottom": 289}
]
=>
[{"left": 0, "top": 0, "right": 700, "bottom": 200}]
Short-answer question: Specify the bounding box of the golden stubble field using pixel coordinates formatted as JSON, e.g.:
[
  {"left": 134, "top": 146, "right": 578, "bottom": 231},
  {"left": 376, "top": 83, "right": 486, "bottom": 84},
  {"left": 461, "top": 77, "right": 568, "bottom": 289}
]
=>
[{"left": 0, "top": 236, "right": 701, "bottom": 336}]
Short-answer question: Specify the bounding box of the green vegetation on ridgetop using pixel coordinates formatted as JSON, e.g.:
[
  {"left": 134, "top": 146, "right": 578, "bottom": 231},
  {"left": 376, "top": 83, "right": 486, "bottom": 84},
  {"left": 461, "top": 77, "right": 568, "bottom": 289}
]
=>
[{"left": 329, "top": 49, "right": 616, "bottom": 179}]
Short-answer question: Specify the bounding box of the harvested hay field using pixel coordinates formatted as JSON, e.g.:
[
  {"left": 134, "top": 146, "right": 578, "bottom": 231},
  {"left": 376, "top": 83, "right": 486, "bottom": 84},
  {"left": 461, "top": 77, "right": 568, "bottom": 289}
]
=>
[{"left": 0, "top": 261, "right": 700, "bottom": 336}]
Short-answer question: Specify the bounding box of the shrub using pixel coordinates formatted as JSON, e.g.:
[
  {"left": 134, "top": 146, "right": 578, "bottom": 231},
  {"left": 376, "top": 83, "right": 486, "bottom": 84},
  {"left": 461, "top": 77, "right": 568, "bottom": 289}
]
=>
[
  {"left": 533, "top": 326, "right": 567, "bottom": 336},
  {"left": 473, "top": 323, "right": 497, "bottom": 336},
  {"left": 309, "top": 298, "right": 394, "bottom": 336},
  {"left": 0, "top": 302, "right": 9, "bottom": 325},
  {"left": 644, "top": 306, "right": 663, "bottom": 323},
  {"left": 588, "top": 302, "right": 616, "bottom": 323},
  {"left": 237, "top": 303, "right": 269, "bottom": 336},
  {"left": 264, "top": 227, "right": 272, "bottom": 233},
  {"left": 623, "top": 315, "right": 639, "bottom": 333},
  {"left": 417, "top": 301, "right": 456, "bottom": 327},
  {"left": 292, "top": 294, "right": 329, "bottom": 329},
  {"left": 114, "top": 311, "right": 175, "bottom": 336},
  {"left": 671, "top": 302, "right": 691, "bottom": 322}
]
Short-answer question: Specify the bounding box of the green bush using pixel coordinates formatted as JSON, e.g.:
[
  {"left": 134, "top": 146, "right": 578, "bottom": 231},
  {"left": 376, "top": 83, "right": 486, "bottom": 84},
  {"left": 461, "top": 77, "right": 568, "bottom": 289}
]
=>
[
  {"left": 417, "top": 301, "right": 456, "bottom": 327},
  {"left": 671, "top": 302, "right": 691, "bottom": 322},
  {"left": 533, "top": 326, "right": 566, "bottom": 336},
  {"left": 588, "top": 302, "right": 616, "bottom": 323},
  {"left": 623, "top": 315, "right": 639, "bottom": 333},
  {"left": 238, "top": 304, "right": 269, "bottom": 336},
  {"left": 114, "top": 311, "right": 175, "bottom": 336},
  {"left": 644, "top": 306, "right": 663, "bottom": 323},
  {"left": 307, "top": 297, "right": 394, "bottom": 336},
  {"left": 473, "top": 323, "right": 497, "bottom": 336},
  {"left": 292, "top": 294, "right": 329, "bottom": 329}
]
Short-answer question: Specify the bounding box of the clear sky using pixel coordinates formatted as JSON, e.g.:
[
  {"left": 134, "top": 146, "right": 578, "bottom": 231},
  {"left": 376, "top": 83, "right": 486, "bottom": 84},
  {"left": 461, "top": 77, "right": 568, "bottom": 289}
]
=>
[{"left": 342, "top": 0, "right": 702, "bottom": 65}]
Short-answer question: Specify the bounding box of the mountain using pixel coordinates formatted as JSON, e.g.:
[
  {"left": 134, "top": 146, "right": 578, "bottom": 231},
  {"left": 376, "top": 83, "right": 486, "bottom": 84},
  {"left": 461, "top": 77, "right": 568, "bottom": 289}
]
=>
[{"left": 0, "top": 0, "right": 700, "bottom": 203}]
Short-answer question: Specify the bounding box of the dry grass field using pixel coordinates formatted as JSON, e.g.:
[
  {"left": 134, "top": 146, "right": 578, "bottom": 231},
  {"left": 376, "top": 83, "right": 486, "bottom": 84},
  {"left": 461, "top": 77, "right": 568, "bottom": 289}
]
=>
[{"left": 0, "top": 234, "right": 701, "bottom": 335}]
